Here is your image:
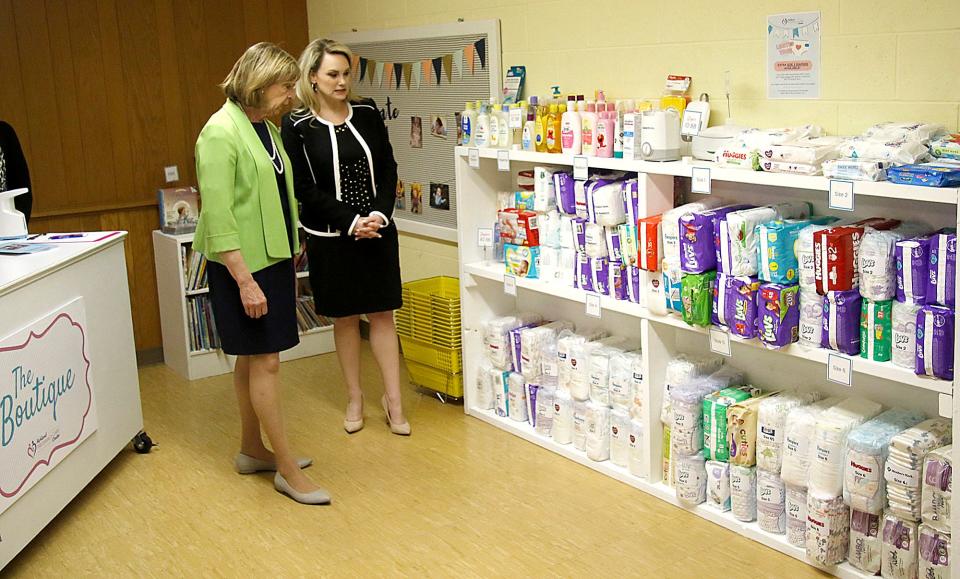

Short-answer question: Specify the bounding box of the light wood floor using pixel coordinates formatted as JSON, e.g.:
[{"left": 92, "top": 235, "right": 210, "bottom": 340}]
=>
[{"left": 6, "top": 345, "right": 828, "bottom": 577}]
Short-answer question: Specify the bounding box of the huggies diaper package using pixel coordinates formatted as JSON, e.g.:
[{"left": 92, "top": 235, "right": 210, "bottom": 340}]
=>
[
  {"left": 757, "top": 217, "right": 836, "bottom": 285},
  {"left": 498, "top": 208, "right": 540, "bottom": 246},
  {"left": 618, "top": 223, "right": 639, "bottom": 268}
]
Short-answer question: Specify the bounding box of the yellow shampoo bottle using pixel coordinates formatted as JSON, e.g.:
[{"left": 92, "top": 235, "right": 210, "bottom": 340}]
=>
[
  {"left": 546, "top": 104, "right": 562, "bottom": 153},
  {"left": 535, "top": 104, "right": 548, "bottom": 153}
]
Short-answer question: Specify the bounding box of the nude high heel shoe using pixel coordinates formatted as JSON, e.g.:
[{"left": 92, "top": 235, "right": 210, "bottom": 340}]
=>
[
  {"left": 381, "top": 395, "right": 411, "bottom": 436},
  {"left": 344, "top": 397, "right": 364, "bottom": 433}
]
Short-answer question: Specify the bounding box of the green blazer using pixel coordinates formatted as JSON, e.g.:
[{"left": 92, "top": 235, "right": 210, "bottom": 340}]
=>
[{"left": 192, "top": 100, "right": 298, "bottom": 272}]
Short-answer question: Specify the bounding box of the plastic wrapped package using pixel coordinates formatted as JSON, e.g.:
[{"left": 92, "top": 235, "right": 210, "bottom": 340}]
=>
[
  {"left": 897, "top": 237, "right": 931, "bottom": 305},
  {"left": 839, "top": 136, "right": 931, "bottom": 165},
  {"left": 715, "top": 140, "right": 760, "bottom": 170},
  {"left": 556, "top": 329, "right": 606, "bottom": 392},
  {"left": 881, "top": 514, "right": 919, "bottom": 579},
  {"left": 638, "top": 215, "right": 663, "bottom": 272},
  {"left": 559, "top": 214, "right": 577, "bottom": 250},
  {"left": 670, "top": 380, "right": 718, "bottom": 457},
  {"left": 629, "top": 418, "right": 647, "bottom": 478},
  {"left": 497, "top": 190, "right": 517, "bottom": 211},
  {"left": 539, "top": 210, "right": 562, "bottom": 249},
  {"left": 622, "top": 179, "right": 640, "bottom": 225},
  {"left": 930, "top": 133, "right": 960, "bottom": 160},
  {"left": 707, "top": 460, "right": 732, "bottom": 511},
  {"left": 675, "top": 452, "right": 708, "bottom": 506},
  {"left": 893, "top": 302, "right": 922, "bottom": 370},
  {"left": 823, "top": 158, "right": 892, "bottom": 182},
  {"left": 921, "top": 445, "right": 952, "bottom": 533},
  {"left": 679, "top": 204, "right": 753, "bottom": 274},
  {"left": 731, "top": 465, "right": 758, "bottom": 522},
  {"left": 739, "top": 125, "right": 824, "bottom": 149},
  {"left": 509, "top": 321, "right": 545, "bottom": 375},
  {"left": 704, "top": 386, "right": 755, "bottom": 462},
  {"left": 605, "top": 227, "right": 624, "bottom": 265},
  {"left": 756, "top": 392, "right": 821, "bottom": 474},
  {"left": 758, "top": 136, "right": 843, "bottom": 166},
  {"left": 886, "top": 418, "right": 953, "bottom": 522},
  {"left": 609, "top": 262, "right": 629, "bottom": 301},
  {"left": 610, "top": 408, "right": 631, "bottom": 467},
  {"left": 573, "top": 219, "right": 589, "bottom": 255},
  {"left": 520, "top": 321, "right": 575, "bottom": 379},
  {"left": 757, "top": 217, "right": 836, "bottom": 285},
  {"left": 798, "top": 223, "right": 837, "bottom": 292},
  {"left": 588, "top": 345, "right": 620, "bottom": 406},
  {"left": 588, "top": 181, "right": 627, "bottom": 227},
  {"left": 728, "top": 394, "right": 775, "bottom": 467},
  {"left": 553, "top": 171, "right": 576, "bottom": 215},
  {"left": 915, "top": 306, "right": 955, "bottom": 381},
  {"left": 483, "top": 314, "right": 543, "bottom": 370},
  {"left": 663, "top": 425, "right": 673, "bottom": 486},
  {"left": 629, "top": 352, "right": 646, "bottom": 422},
  {"left": 532, "top": 166, "right": 558, "bottom": 212},
  {"left": 584, "top": 223, "right": 609, "bottom": 259},
  {"left": 786, "top": 484, "right": 808, "bottom": 548},
  {"left": 609, "top": 350, "right": 642, "bottom": 412},
  {"left": 660, "top": 354, "right": 726, "bottom": 426},
  {"left": 862, "top": 122, "right": 946, "bottom": 143},
  {"left": 572, "top": 400, "right": 589, "bottom": 451},
  {"left": 889, "top": 162, "right": 960, "bottom": 187},
  {"left": 806, "top": 490, "right": 850, "bottom": 566},
  {"left": 859, "top": 230, "right": 904, "bottom": 301},
  {"left": 585, "top": 402, "right": 611, "bottom": 462},
  {"left": 570, "top": 336, "right": 632, "bottom": 401},
  {"left": 681, "top": 271, "right": 717, "bottom": 327},
  {"left": 809, "top": 397, "right": 884, "bottom": 496},
  {"left": 919, "top": 524, "right": 951, "bottom": 579},
  {"left": 618, "top": 224, "right": 639, "bottom": 268},
  {"left": 534, "top": 383, "right": 557, "bottom": 436},
  {"left": 506, "top": 372, "right": 528, "bottom": 422},
  {"left": 525, "top": 380, "right": 540, "bottom": 427},
  {"left": 662, "top": 200, "right": 723, "bottom": 265},
  {"left": 538, "top": 246, "right": 561, "bottom": 285},
  {"left": 663, "top": 259, "right": 684, "bottom": 313},
  {"left": 474, "top": 360, "right": 497, "bottom": 411},
  {"left": 845, "top": 408, "right": 926, "bottom": 514},
  {"left": 713, "top": 274, "right": 761, "bottom": 339},
  {"left": 780, "top": 397, "right": 841, "bottom": 488},
  {"left": 849, "top": 509, "right": 883, "bottom": 574},
  {"left": 627, "top": 265, "right": 642, "bottom": 304},
  {"left": 861, "top": 299, "right": 894, "bottom": 362},
  {"left": 822, "top": 290, "right": 863, "bottom": 356},
  {"left": 757, "top": 470, "right": 787, "bottom": 534},
  {"left": 493, "top": 370, "right": 509, "bottom": 418},
  {"left": 815, "top": 226, "right": 868, "bottom": 294},
  {"left": 927, "top": 232, "right": 956, "bottom": 308},
  {"left": 757, "top": 283, "right": 800, "bottom": 349},
  {"left": 798, "top": 290, "right": 824, "bottom": 348},
  {"left": 551, "top": 387, "right": 574, "bottom": 444},
  {"left": 720, "top": 202, "right": 811, "bottom": 276}
]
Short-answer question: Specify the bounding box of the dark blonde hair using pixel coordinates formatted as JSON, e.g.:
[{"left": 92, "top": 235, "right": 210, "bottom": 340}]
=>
[
  {"left": 296, "top": 38, "right": 356, "bottom": 112},
  {"left": 221, "top": 42, "right": 299, "bottom": 108}
]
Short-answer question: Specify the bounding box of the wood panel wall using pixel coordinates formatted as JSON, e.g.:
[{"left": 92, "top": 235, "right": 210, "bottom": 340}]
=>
[{"left": 0, "top": 0, "right": 309, "bottom": 353}]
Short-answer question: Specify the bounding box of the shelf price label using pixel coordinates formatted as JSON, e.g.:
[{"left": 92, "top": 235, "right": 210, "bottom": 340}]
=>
[
  {"left": 509, "top": 107, "right": 523, "bottom": 129},
  {"left": 497, "top": 150, "right": 510, "bottom": 172},
  {"left": 477, "top": 227, "right": 493, "bottom": 248},
  {"left": 828, "top": 179, "right": 855, "bottom": 211},
  {"left": 504, "top": 274, "right": 517, "bottom": 296},
  {"left": 691, "top": 167, "right": 711, "bottom": 195},
  {"left": 585, "top": 293, "right": 602, "bottom": 318},
  {"left": 709, "top": 328, "right": 731, "bottom": 357},
  {"left": 468, "top": 148, "right": 480, "bottom": 168},
  {"left": 827, "top": 353, "right": 853, "bottom": 386},
  {"left": 573, "top": 156, "right": 589, "bottom": 180}
]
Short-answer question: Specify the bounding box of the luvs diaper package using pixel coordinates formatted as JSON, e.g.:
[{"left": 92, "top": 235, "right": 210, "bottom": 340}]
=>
[
  {"left": 756, "top": 283, "right": 800, "bottom": 349},
  {"left": 713, "top": 274, "right": 761, "bottom": 339}
]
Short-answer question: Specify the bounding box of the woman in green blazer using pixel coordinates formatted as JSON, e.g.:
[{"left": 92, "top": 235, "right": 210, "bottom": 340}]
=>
[{"left": 194, "top": 42, "right": 329, "bottom": 505}]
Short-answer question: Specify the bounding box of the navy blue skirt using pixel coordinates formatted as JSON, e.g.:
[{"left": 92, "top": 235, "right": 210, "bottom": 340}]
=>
[{"left": 206, "top": 258, "right": 299, "bottom": 355}]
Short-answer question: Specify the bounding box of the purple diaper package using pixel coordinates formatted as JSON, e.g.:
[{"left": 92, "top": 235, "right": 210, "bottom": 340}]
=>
[
  {"left": 577, "top": 253, "right": 593, "bottom": 292},
  {"left": 897, "top": 237, "right": 931, "bottom": 305},
  {"left": 509, "top": 322, "right": 542, "bottom": 374},
  {"left": 927, "top": 232, "right": 956, "bottom": 308},
  {"left": 680, "top": 204, "right": 752, "bottom": 274},
  {"left": 916, "top": 306, "right": 954, "bottom": 381},
  {"left": 822, "top": 290, "right": 863, "bottom": 356},
  {"left": 573, "top": 218, "right": 589, "bottom": 254},
  {"left": 553, "top": 171, "right": 576, "bottom": 215},
  {"left": 713, "top": 274, "right": 762, "bottom": 339},
  {"left": 606, "top": 227, "right": 624, "bottom": 264},
  {"left": 756, "top": 283, "right": 800, "bottom": 349},
  {"left": 591, "top": 256, "right": 611, "bottom": 295},
  {"left": 610, "top": 262, "right": 629, "bottom": 300},
  {"left": 627, "top": 266, "right": 641, "bottom": 303}
]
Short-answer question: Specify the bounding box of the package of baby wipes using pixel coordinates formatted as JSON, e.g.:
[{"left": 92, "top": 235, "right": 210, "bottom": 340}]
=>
[
  {"left": 758, "top": 135, "right": 843, "bottom": 166},
  {"left": 822, "top": 158, "right": 892, "bottom": 182},
  {"left": 862, "top": 122, "right": 946, "bottom": 144},
  {"left": 930, "top": 133, "right": 960, "bottom": 160}
]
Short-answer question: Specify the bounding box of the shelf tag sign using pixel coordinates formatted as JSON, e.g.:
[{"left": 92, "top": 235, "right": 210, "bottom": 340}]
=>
[
  {"left": 497, "top": 150, "right": 510, "bottom": 172},
  {"left": 691, "top": 167, "right": 711, "bottom": 195},
  {"left": 585, "top": 293, "right": 602, "bottom": 318},
  {"left": 828, "top": 179, "right": 855, "bottom": 211},
  {"left": 504, "top": 274, "right": 517, "bottom": 296},
  {"left": 573, "top": 156, "right": 588, "bottom": 180},
  {"left": 468, "top": 148, "right": 480, "bottom": 168},
  {"left": 827, "top": 353, "right": 852, "bottom": 386},
  {"left": 477, "top": 227, "right": 493, "bottom": 248},
  {"left": 509, "top": 107, "right": 523, "bottom": 129},
  {"left": 709, "top": 328, "right": 731, "bottom": 357}
]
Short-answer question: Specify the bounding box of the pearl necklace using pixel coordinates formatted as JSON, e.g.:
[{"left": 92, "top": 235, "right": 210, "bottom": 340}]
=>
[{"left": 266, "top": 130, "right": 284, "bottom": 174}]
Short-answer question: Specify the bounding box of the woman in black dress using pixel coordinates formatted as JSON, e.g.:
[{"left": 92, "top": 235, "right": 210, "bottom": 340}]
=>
[{"left": 283, "top": 39, "right": 410, "bottom": 435}]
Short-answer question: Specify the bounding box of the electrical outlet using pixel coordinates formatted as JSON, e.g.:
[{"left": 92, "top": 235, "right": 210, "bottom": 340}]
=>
[{"left": 164, "top": 165, "right": 179, "bottom": 183}]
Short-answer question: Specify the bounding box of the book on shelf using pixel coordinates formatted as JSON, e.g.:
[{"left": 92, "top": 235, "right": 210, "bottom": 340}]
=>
[
  {"left": 181, "top": 246, "right": 209, "bottom": 291},
  {"left": 159, "top": 186, "right": 199, "bottom": 234},
  {"left": 295, "top": 296, "right": 332, "bottom": 332},
  {"left": 187, "top": 295, "right": 220, "bottom": 351}
]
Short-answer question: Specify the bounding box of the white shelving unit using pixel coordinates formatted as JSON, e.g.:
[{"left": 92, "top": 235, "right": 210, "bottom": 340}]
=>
[
  {"left": 454, "top": 146, "right": 960, "bottom": 579},
  {"left": 153, "top": 230, "right": 335, "bottom": 380}
]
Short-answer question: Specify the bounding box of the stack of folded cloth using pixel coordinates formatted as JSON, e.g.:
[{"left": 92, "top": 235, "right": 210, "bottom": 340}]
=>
[{"left": 885, "top": 418, "right": 953, "bottom": 521}]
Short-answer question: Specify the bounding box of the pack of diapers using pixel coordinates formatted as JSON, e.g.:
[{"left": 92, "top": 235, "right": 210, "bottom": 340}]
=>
[
  {"left": 539, "top": 210, "right": 563, "bottom": 249},
  {"left": 609, "top": 262, "right": 628, "bottom": 301},
  {"left": 731, "top": 465, "right": 758, "bottom": 522},
  {"left": 589, "top": 345, "right": 624, "bottom": 406},
  {"left": 675, "top": 452, "right": 708, "bottom": 506},
  {"left": 576, "top": 177, "right": 618, "bottom": 220},
  {"left": 474, "top": 361, "right": 498, "bottom": 411},
  {"left": 756, "top": 392, "right": 821, "bottom": 474},
  {"left": 809, "top": 397, "right": 884, "bottom": 497},
  {"left": 919, "top": 524, "right": 951, "bottom": 579},
  {"left": 893, "top": 302, "right": 922, "bottom": 369},
  {"left": 605, "top": 227, "right": 623, "bottom": 265},
  {"left": 585, "top": 401, "right": 611, "bottom": 462},
  {"left": 498, "top": 208, "right": 540, "bottom": 247},
  {"left": 663, "top": 259, "right": 684, "bottom": 313},
  {"left": 525, "top": 378, "right": 543, "bottom": 427},
  {"left": 629, "top": 352, "right": 646, "bottom": 421},
  {"left": 758, "top": 160, "right": 822, "bottom": 175},
  {"left": 839, "top": 136, "right": 931, "bottom": 165},
  {"left": 713, "top": 274, "right": 761, "bottom": 339},
  {"left": 781, "top": 397, "right": 841, "bottom": 488},
  {"left": 703, "top": 386, "right": 755, "bottom": 462},
  {"left": 798, "top": 290, "right": 825, "bottom": 347},
  {"left": 553, "top": 171, "right": 576, "bottom": 215},
  {"left": 509, "top": 321, "right": 546, "bottom": 375},
  {"left": 822, "top": 158, "right": 892, "bottom": 181},
  {"left": 845, "top": 408, "right": 926, "bottom": 515},
  {"left": 679, "top": 204, "right": 752, "bottom": 274},
  {"left": 897, "top": 237, "right": 931, "bottom": 305},
  {"left": 573, "top": 400, "right": 589, "bottom": 451},
  {"left": 637, "top": 214, "right": 662, "bottom": 271},
  {"left": 886, "top": 418, "right": 953, "bottom": 522},
  {"left": 930, "top": 133, "right": 960, "bottom": 160},
  {"left": 798, "top": 223, "right": 838, "bottom": 292},
  {"left": 661, "top": 355, "right": 726, "bottom": 425},
  {"left": 576, "top": 253, "right": 593, "bottom": 292},
  {"left": 505, "top": 244, "right": 541, "bottom": 279},
  {"left": 483, "top": 313, "right": 543, "bottom": 370},
  {"left": 680, "top": 271, "right": 716, "bottom": 327},
  {"left": 916, "top": 306, "right": 955, "bottom": 381},
  {"left": 556, "top": 329, "right": 607, "bottom": 391},
  {"left": 862, "top": 122, "right": 946, "bottom": 144},
  {"left": 758, "top": 135, "right": 843, "bottom": 165},
  {"left": 493, "top": 370, "right": 509, "bottom": 417},
  {"left": 861, "top": 298, "right": 894, "bottom": 362},
  {"left": 629, "top": 418, "right": 647, "bottom": 477},
  {"left": 859, "top": 230, "right": 904, "bottom": 301},
  {"left": 921, "top": 445, "right": 952, "bottom": 533},
  {"left": 534, "top": 382, "right": 556, "bottom": 436},
  {"left": 643, "top": 269, "right": 667, "bottom": 315},
  {"left": 588, "top": 181, "right": 626, "bottom": 227},
  {"left": 757, "top": 283, "right": 800, "bottom": 349},
  {"left": 663, "top": 200, "right": 722, "bottom": 265},
  {"left": 927, "top": 232, "right": 956, "bottom": 308},
  {"left": 591, "top": 256, "right": 611, "bottom": 295},
  {"left": 622, "top": 179, "right": 640, "bottom": 224},
  {"left": 627, "top": 266, "right": 642, "bottom": 304},
  {"left": 573, "top": 218, "right": 589, "bottom": 254},
  {"left": 520, "top": 321, "right": 575, "bottom": 379},
  {"left": 805, "top": 490, "right": 850, "bottom": 566},
  {"left": 848, "top": 509, "right": 883, "bottom": 574},
  {"left": 609, "top": 350, "right": 641, "bottom": 412},
  {"left": 707, "top": 460, "right": 732, "bottom": 511},
  {"left": 506, "top": 372, "right": 528, "bottom": 422},
  {"left": 571, "top": 336, "right": 631, "bottom": 402},
  {"left": 757, "top": 470, "right": 787, "bottom": 534},
  {"left": 728, "top": 393, "right": 774, "bottom": 468},
  {"left": 610, "top": 407, "right": 631, "bottom": 467},
  {"left": 559, "top": 214, "right": 577, "bottom": 250},
  {"left": 551, "top": 387, "right": 574, "bottom": 444},
  {"left": 584, "top": 223, "right": 608, "bottom": 259},
  {"left": 881, "top": 514, "right": 919, "bottom": 579},
  {"left": 618, "top": 224, "right": 639, "bottom": 268},
  {"left": 721, "top": 202, "right": 810, "bottom": 277},
  {"left": 758, "top": 217, "right": 836, "bottom": 285},
  {"left": 786, "top": 484, "right": 808, "bottom": 547},
  {"left": 822, "top": 290, "right": 863, "bottom": 356},
  {"left": 671, "top": 380, "right": 718, "bottom": 457},
  {"left": 814, "top": 226, "right": 867, "bottom": 293},
  {"left": 537, "top": 246, "right": 562, "bottom": 285},
  {"left": 532, "top": 166, "right": 558, "bottom": 212}
]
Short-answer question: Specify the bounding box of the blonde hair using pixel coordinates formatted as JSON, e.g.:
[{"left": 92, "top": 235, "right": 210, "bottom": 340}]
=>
[
  {"left": 220, "top": 42, "right": 299, "bottom": 109},
  {"left": 296, "top": 38, "right": 357, "bottom": 113}
]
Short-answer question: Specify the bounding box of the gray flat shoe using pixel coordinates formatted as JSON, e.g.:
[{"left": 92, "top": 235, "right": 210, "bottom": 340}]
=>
[
  {"left": 274, "top": 473, "right": 331, "bottom": 505},
  {"left": 235, "top": 453, "right": 313, "bottom": 474}
]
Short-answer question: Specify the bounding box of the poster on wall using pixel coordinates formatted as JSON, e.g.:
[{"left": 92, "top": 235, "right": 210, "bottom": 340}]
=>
[
  {"left": 767, "top": 12, "right": 821, "bottom": 99},
  {"left": 0, "top": 298, "right": 97, "bottom": 515}
]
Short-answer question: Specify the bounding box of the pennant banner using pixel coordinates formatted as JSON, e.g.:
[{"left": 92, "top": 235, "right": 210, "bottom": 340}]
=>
[
  {"left": 403, "top": 62, "right": 412, "bottom": 90},
  {"left": 359, "top": 57, "right": 368, "bottom": 83},
  {"left": 351, "top": 54, "right": 360, "bottom": 76},
  {"left": 475, "top": 38, "right": 487, "bottom": 70},
  {"left": 352, "top": 37, "right": 487, "bottom": 91},
  {"left": 442, "top": 54, "right": 452, "bottom": 84},
  {"left": 393, "top": 62, "right": 403, "bottom": 89},
  {"left": 413, "top": 61, "right": 422, "bottom": 89},
  {"left": 455, "top": 49, "right": 464, "bottom": 79},
  {"left": 421, "top": 60, "right": 430, "bottom": 88},
  {"left": 375, "top": 61, "right": 385, "bottom": 88},
  {"left": 367, "top": 59, "right": 377, "bottom": 84},
  {"left": 432, "top": 57, "right": 442, "bottom": 86},
  {"left": 465, "top": 43, "right": 476, "bottom": 76}
]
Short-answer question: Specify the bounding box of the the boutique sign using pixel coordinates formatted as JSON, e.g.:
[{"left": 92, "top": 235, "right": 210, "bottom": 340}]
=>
[{"left": 0, "top": 298, "right": 97, "bottom": 515}]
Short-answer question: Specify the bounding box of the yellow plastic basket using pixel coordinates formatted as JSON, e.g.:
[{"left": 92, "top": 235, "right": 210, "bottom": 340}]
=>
[
  {"left": 397, "top": 276, "right": 462, "bottom": 348},
  {"left": 405, "top": 360, "right": 463, "bottom": 397},
  {"left": 399, "top": 335, "right": 462, "bottom": 373}
]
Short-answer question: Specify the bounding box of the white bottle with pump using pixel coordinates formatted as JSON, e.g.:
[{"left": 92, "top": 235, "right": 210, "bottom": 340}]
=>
[
  {"left": 581, "top": 102, "right": 598, "bottom": 156},
  {"left": 498, "top": 104, "right": 513, "bottom": 149},
  {"left": 461, "top": 101, "right": 476, "bottom": 147},
  {"left": 475, "top": 102, "right": 490, "bottom": 148},
  {"left": 488, "top": 101, "right": 501, "bottom": 148},
  {"left": 560, "top": 96, "right": 582, "bottom": 155}
]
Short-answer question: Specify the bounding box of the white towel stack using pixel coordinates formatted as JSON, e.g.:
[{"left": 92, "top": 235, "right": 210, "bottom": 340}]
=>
[
  {"left": 921, "top": 445, "right": 952, "bottom": 534},
  {"left": 886, "top": 418, "right": 953, "bottom": 521}
]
